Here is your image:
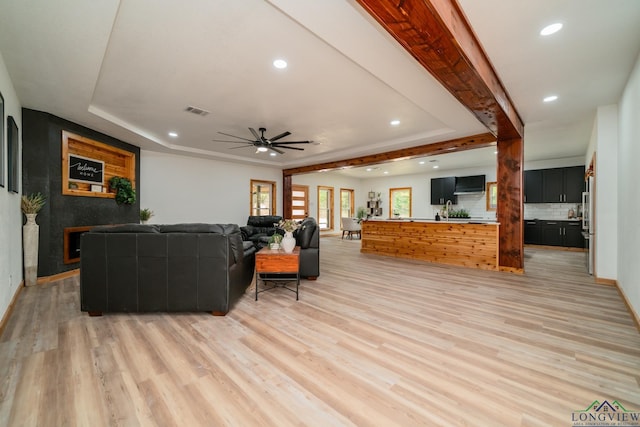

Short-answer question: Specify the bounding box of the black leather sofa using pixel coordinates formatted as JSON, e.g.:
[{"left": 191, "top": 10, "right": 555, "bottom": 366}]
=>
[
  {"left": 80, "top": 223, "right": 256, "bottom": 316},
  {"left": 240, "top": 215, "right": 283, "bottom": 247},
  {"left": 294, "top": 217, "right": 320, "bottom": 280}
]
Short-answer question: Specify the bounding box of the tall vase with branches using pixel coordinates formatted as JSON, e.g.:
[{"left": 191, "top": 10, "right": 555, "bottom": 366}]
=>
[{"left": 21, "top": 193, "right": 46, "bottom": 287}]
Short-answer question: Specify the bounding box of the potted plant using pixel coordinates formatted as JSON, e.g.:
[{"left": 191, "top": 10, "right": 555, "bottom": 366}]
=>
[
  {"left": 109, "top": 176, "right": 136, "bottom": 205},
  {"left": 21, "top": 192, "right": 46, "bottom": 287},
  {"left": 356, "top": 206, "right": 367, "bottom": 223},
  {"left": 140, "top": 208, "right": 154, "bottom": 224},
  {"left": 268, "top": 233, "right": 282, "bottom": 250}
]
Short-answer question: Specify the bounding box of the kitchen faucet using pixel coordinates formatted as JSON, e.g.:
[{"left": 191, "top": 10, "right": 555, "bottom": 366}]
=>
[{"left": 444, "top": 200, "right": 452, "bottom": 221}]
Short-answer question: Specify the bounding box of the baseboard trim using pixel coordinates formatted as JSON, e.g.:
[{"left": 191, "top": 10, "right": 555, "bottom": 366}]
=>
[
  {"left": 35, "top": 269, "right": 80, "bottom": 285},
  {"left": 595, "top": 277, "right": 616, "bottom": 286},
  {"left": 499, "top": 266, "right": 524, "bottom": 274},
  {"left": 615, "top": 283, "right": 640, "bottom": 333},
  {"left": 0, "top": 282, "right": 24, "bottom": 337},
  {"left": 524, "top": 244, "right": 586, "bottom": 252}
]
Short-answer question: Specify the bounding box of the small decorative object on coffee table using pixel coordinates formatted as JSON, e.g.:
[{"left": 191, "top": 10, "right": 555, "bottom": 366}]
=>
[
  {"left": 268, "top": 233, "right": 282, "bottom": 249},
  {"left": 278, "top": 218, "right": 299, "bottom": 253}
]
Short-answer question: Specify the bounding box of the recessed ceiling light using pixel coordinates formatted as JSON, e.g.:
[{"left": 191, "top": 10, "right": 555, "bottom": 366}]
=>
[
  {"left": 419, "top": 161, "right": 425, "bottom": 165},
  {"left": 390, "top": 119, "right": 400, "bottom": 126},
  {"left": 543, "top": 95, "right": 558, "bottom": 103},
  {"left": 540, "top": 23, "right": 563, "bottom": 36},
  {"left": 168, "top": 132, "right": 178, "bottom": 137},
  {"left": 257, "top": 147, "right": 268, "bottom": 152},
  {"left": 433, "top": 165, "right": 439, "bottom": 169},
  {"left": 383, "top": 171, "right": 389, "bottom": 175},
  {"left": 273, "top": 59, "right": 287, "bottom": 69},
  {"left": 270, "top": 152, "right": 277, "bottom": 156},
  {"left": 494, "top": 150, "right": 498, "bottom": 154},
  {"left": 366, "top": 168, "right": 372, "bottom": 172}
]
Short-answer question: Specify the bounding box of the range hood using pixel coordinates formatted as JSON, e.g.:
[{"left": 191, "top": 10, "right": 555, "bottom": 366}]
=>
[{"left": 454, "top": 175, "right": 486, "bottom": 195}]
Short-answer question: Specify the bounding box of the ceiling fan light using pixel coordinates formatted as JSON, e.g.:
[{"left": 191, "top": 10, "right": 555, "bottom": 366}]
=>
[
  {"left": 257, "top": 146, "right": 268, "bottom": 152},
  {"left": 540, "top": 23, "right": 563, "bottom": 36}
]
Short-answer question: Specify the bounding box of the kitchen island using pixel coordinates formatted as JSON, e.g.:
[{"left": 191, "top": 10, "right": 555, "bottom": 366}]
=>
[{"left": 361, "top": 219, "right": 500, "bottom": 271}]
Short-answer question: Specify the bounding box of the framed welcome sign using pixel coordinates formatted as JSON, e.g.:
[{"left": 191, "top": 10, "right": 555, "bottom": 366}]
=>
[{"left": 68, "top": 154, "right": 104, "bottom": 185}]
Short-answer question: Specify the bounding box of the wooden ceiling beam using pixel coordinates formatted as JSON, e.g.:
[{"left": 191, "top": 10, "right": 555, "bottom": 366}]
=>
[
  {"left": 355, "top": 0, "right": 524, "bottom": 139},
  {"left": 283, "top": 132, "right": 494, "bottom": 176}
]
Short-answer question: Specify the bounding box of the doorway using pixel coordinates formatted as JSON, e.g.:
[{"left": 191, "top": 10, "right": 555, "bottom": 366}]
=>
[{"left": 291, "top": 185, "right": 309, "bottom": 220}]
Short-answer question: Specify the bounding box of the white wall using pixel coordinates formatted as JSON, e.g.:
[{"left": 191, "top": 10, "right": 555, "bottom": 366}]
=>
[
  {"left": 0, "top": 51, "right": 23, "bottom": 323},
  {"left": 617, "top": 53, "right": 640, "bottom": 318},
  {"left": 524, "top": 156, "right": 585, "bottom": 171},
  {"left": 593, "top": 105, "right": 619, "bottom": 281},
  {"left": 140, "top": 150, "right": 282, "bottom": 225}
]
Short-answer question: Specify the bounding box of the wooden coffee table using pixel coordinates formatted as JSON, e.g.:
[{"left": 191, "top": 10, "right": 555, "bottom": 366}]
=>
[{"left": 255, "top": 246, "right": 300, "bottom": 300}]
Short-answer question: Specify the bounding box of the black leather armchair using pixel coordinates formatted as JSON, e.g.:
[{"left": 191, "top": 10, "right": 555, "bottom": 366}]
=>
[
  {"left": 241, "top": 215, "right": 283, "bottom": 247},
  {"left": 80, "top": 223, "right": 256, "bottom": 316}
]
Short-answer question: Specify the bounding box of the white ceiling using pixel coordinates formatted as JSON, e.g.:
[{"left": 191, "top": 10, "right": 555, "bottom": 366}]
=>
[{"left": 0, "top": 0, "right": 638, "bottom": 176}]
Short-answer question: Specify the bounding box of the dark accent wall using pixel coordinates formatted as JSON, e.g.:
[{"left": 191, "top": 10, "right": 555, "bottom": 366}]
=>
[{"left": 22, "top": 108, "right": 141, "bottom": 277}]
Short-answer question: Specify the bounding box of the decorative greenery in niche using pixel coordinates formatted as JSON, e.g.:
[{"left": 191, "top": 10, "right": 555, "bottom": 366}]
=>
[
  {"left": 21, "top": 192, "right": 46, "bottom": 214},
  {"left": 109, "top": 176, "right": 136, "bottom": 205}
]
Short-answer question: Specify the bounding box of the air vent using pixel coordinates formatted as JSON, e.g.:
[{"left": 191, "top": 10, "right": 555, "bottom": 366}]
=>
[{"left": 185, "top": 105, "right": 210, "bottom": 116}]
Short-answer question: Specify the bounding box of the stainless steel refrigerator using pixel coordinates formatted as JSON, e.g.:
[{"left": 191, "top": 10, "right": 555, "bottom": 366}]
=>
[{"left": 582, "top": 176, "right": 594, "bottom": 274}]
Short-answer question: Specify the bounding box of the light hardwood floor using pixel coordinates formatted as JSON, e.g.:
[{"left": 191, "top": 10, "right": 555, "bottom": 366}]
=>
[{"left": 1, "top": 237, "right": 639, "bottom": 426}]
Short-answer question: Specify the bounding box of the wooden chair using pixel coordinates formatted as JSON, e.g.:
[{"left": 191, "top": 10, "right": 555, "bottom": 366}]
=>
[{"left": 341, "top": 217, "right": 361, "bottom": 240}]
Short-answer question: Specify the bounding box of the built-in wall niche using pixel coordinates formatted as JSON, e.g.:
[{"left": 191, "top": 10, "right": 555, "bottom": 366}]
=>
[
  {"left": 61, "top": 130, "right": 136, "bottom": 198},
  {"left": 63, "top": 226, "right": 93, "bottom": 264}
]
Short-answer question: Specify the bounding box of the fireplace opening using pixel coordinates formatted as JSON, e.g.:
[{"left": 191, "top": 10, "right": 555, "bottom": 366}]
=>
[{"left": 63, "top": 226, "right": 93, "bottom": 264}]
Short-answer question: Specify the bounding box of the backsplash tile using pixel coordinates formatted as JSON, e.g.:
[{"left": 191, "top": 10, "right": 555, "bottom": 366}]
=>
[
  {"left": 524, "top": 203, "right": 582, "bottom": 220},
  {"left": 432, "top": 195, "right": 581, "bottom": 221}
]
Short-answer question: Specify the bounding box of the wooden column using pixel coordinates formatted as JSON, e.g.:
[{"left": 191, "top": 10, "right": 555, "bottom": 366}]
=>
[
  {"left": 283, "top": 173, "right": 292, "bottom": 219},
  {"left": 497, "top": 137, "right": 524, "bottom": 272}
]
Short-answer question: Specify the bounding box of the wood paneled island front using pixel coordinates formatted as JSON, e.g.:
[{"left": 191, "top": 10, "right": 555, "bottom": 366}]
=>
[{"left": 361, "top": 220, "right": 499, "bottom": 271}]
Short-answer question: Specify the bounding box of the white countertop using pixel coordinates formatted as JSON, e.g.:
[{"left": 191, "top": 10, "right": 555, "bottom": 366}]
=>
[{"left": 367, "top": 217, "right": 499, "bottom": 224}]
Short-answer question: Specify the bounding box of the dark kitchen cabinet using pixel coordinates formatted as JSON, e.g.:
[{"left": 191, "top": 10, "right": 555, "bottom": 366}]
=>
[
  {"left": 524, "top": 166, "right": 585, "bottom": 203},
  {"left": 524, "top": 220, "right": 543, "bottom": 244},
  {"left": 541, "top": 221, "right": 565, "bottom": 246},
  {"left": 524, "top": 170, "right": 543, "bottom": 203},
  {"left": 542, "top": 169, "right": 565, "bottom": 203},
  {"left": 564, "top": 221, "right": 584, "bottom": 248},
  {"left": 524, "top": 220, "right": 584, "bottom": 248},
  {"left": 564, "top": 166, "right": 585, "bottom": 203},
  {"left": 430, "top": 177, "right": 457, "bottom": 205}
]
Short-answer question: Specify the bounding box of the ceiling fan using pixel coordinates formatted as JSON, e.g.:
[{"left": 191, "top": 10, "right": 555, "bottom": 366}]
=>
[{"left": 212, "top": 127, "right": 311, "bottom": 154}]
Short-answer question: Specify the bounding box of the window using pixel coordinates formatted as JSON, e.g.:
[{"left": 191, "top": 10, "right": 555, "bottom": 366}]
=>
[
  {"left": 317, "top": 186, "right": 334, "bottom": 230},
  {"left": 389, "top": 187, "right": 412, "bottom": 217},
  {"left": 250, "top": 180, "right": 276, "bottom": 216},
  {"left": 486, "top": 182, "right": 497, "bottom": 211},
  {"left": 340, "top": 188, "right": 354, "bottom": 218}
]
